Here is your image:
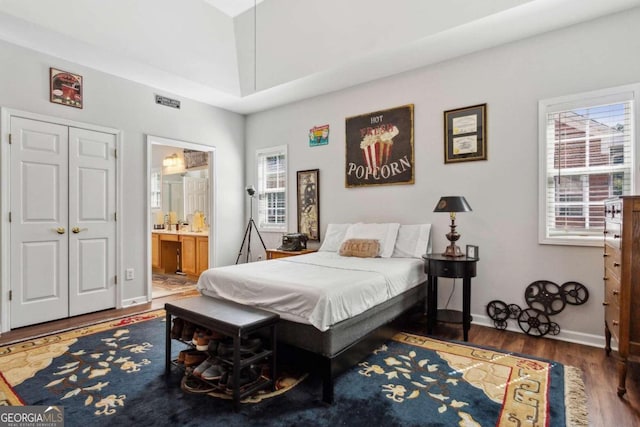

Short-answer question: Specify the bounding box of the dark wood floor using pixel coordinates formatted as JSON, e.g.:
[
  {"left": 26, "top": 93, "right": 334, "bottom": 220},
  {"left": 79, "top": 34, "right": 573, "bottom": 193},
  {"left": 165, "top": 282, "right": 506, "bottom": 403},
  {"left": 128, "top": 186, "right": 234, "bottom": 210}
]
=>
[
  {"left": 1, "top": 293, "right": 638, "bottom": 426},
  {"left": 0, "top": 290, "right": 199, "bottom": 346},
  {"left": 430, "top": 322, "right": 640, "bottom": 426}
]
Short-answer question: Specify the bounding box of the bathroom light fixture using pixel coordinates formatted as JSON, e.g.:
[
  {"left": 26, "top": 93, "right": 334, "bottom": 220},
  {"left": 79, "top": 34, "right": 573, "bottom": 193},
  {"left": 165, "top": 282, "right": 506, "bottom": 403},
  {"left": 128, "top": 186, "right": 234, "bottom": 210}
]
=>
[
  {"left": 162, "top": 153, "right": 186, "bottom": 175},
  {"left": 163, "top": 153, "right": 178, "bottom": 167}
]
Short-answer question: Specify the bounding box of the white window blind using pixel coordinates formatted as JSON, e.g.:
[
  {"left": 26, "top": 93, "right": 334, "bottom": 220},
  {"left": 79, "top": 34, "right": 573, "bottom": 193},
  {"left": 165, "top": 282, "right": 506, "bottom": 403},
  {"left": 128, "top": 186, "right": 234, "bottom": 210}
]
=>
[
  {"left": 256, "top": 145, "right": 287, "bottom": 231},
  {"left": 540, "top": 89, "right": 635, "bottom": 245}
]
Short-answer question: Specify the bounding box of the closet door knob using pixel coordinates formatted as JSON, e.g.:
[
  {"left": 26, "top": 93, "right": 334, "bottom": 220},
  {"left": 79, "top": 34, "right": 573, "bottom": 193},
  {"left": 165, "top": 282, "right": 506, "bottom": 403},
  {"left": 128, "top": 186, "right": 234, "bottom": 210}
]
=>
[
  {"left": 72, "top": 227, "right": 87, "bottom": 234},
  {"left": 54, "top": 227, "right": 65, "bottom": 234}
]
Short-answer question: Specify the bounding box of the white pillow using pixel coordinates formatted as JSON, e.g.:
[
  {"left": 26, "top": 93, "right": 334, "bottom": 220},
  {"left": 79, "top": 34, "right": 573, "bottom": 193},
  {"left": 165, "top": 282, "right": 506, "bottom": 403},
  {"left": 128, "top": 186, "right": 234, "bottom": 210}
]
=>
[
  {"left": 318, "top": 224, "right": 352, "bottom": 252},
  {"left": 342, "top": 223, "right": 400, "bottom": 258},
  {"left": 392, "top": 224, "right": 432, "bottom": 258}
]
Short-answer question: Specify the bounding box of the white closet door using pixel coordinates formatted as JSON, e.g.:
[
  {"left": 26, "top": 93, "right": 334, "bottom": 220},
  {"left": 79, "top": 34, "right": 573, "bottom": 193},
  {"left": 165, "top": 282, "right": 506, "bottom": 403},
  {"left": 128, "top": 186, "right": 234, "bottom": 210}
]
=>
[
  {"left": 10, "top": 117, "right": 69, "bottom": 328},
  {"left": 68, "top": 127, "right": 117, "bottom": 315}
]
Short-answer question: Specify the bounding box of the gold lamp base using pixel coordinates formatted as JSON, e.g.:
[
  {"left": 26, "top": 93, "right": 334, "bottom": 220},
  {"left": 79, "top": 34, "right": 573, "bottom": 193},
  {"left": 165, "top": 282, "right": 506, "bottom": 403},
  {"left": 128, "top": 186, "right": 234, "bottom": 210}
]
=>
[
  {"left": 442, "top": 243, "right": 464, "bottom": 257},
  {"left": 442, "top": 214, "right": 463, "bottom": 257}
]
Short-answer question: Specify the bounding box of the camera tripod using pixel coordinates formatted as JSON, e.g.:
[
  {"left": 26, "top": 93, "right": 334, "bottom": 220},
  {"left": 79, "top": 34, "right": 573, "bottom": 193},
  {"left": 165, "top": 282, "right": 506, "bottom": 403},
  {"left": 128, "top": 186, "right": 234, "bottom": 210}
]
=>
[{"left": 235, "top": 192, "right": 266, "bottom": 264}]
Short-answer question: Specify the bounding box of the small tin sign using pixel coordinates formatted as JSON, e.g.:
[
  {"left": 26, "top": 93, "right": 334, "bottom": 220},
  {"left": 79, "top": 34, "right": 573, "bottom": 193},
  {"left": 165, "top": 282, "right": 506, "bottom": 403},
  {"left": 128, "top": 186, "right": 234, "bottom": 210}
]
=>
[
  {"left": 155, "top": 95, "right": 181, "bottom": 109},
  {"left": 309, "top": 124, "right": 329, "bottom": 147}
]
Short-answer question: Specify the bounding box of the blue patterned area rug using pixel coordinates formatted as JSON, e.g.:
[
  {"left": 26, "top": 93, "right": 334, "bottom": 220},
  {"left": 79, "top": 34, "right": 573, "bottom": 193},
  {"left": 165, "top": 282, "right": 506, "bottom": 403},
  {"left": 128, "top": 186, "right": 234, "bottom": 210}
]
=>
[{"left": 0, "top": 311, "right": 588, "bottom": 426}]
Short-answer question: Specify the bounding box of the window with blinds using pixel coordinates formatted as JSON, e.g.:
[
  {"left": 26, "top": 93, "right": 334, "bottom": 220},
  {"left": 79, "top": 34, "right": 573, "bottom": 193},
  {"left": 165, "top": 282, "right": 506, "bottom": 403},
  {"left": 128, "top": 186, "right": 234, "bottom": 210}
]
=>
[
  {"left": 539, "top": 87, "right": 636, "bottom": 245},
  {"left": 256, "top": 145, "right": 287, "bottom": 231}
]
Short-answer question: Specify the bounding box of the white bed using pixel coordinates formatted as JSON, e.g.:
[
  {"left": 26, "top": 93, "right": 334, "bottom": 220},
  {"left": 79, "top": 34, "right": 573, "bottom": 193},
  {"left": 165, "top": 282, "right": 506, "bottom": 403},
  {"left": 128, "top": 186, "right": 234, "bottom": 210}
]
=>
[
  {"left": 197, "top": 251, "right": 426, "bottom": 331},
  {"left": 195, "top": 222, "right": 431, "bottom": 403}
]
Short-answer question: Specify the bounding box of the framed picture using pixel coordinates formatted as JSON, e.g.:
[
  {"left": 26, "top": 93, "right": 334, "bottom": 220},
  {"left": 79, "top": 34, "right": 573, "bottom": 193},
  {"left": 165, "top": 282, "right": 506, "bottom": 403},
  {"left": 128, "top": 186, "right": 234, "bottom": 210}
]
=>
[
  {"left": 444, "top": 103, "right": 486, "bottom": 163},
  {"left": 50, "top": 68, "right": 83, "bottom": 109},
  {"left": 466, "top": 245, "right": 479, "bottom": 260},
  {"left": 297, "top": 169, "right": 320, "bottom": 241},
  {"left": 345, "top": 104, "right": 414, "bottom": 187}
]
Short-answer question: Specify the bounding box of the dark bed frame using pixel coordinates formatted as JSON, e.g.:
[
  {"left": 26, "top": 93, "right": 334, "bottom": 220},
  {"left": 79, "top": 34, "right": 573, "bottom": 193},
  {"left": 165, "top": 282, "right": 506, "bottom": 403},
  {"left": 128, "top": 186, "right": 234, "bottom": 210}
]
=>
[{"left": 203, "top": 282, "right": 425, "bottom": 403}]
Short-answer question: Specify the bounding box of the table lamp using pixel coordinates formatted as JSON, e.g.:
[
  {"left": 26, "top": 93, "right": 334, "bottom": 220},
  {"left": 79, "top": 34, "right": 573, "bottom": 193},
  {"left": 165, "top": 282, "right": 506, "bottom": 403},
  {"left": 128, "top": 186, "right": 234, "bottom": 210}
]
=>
[{"left": 433, "top": 196, "right": 472, "bottom": 257}]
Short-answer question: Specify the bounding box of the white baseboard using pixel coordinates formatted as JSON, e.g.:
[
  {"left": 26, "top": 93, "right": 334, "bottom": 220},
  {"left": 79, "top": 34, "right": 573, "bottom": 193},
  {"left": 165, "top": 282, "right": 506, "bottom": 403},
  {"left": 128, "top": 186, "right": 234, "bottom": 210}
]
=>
[
  {"left": 472, "top": 314, "right": 610, "bottom": 349},
  {"left": 121, "top": 296, "right": 151, "bottom": 308}
]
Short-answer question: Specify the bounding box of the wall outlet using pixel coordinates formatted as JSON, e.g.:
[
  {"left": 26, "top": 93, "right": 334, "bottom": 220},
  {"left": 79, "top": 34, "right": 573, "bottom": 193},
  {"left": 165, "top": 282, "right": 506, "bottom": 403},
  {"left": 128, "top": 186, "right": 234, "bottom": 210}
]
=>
[{"left": 125, "top": 268, "right": 135, "bottom": 280}]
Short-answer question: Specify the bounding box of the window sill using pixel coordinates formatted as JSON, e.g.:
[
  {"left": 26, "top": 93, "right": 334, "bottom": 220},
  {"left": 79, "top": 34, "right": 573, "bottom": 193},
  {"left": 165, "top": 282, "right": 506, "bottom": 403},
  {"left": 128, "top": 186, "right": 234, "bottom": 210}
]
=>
[{"left": 538, "top": 236, "right": 604, "bottom": 247}]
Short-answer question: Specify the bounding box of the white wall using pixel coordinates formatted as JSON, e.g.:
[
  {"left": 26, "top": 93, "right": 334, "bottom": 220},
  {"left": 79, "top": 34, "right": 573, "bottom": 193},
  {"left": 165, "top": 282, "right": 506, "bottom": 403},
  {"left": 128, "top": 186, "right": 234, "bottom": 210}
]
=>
[
  {"left": 0, "top": 39, "right": 246, "bottom": 308},
  {"left": 245, "top": 8, "right": 640, "bottom": 345}
]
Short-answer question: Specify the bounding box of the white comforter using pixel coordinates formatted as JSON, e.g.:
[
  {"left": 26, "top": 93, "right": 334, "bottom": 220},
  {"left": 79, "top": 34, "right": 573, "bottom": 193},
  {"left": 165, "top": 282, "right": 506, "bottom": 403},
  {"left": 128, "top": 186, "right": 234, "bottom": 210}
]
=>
[{"left": 196, "top": 252, "right": 426, "bottom": 331}]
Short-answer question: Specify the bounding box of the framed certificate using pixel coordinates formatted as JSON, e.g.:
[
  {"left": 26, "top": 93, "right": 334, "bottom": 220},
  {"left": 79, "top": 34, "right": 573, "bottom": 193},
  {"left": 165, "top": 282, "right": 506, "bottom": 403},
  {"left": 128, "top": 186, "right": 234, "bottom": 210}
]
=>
[{"left": 444, "top": 104, "right": 486, "bottom": 163}]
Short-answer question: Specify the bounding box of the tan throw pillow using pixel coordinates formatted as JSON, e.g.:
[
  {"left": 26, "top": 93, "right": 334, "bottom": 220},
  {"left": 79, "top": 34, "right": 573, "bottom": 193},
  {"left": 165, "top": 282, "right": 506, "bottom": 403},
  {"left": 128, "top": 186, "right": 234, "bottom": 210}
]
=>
[{"left": 339, "top": 239, "right": 381, "bottom": 258}]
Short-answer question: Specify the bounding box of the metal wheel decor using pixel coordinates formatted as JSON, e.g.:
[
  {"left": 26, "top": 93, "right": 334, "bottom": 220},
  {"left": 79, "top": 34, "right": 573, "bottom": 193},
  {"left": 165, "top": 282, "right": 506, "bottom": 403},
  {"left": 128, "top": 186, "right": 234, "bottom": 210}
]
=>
[
  {"left": 487, "top": 279, "right": 586, "bottom": 333},
  {"left": 507, "top": 304, "right": 522, "bottom": 319},
  {"left": 561, "top": 281, "right": 589, "bottom": 305},
  {"left": 548, "top": 322, "right": 561, "bottom": 336},
  {"left": 517, "top": 308, "right": 551, "bottom": 337},
  {"left": 486, "top": 300, "right": 510, "bottom": 321},
  {"left": 524, "top": 280, "right": 566, "bottom": 316},
  {"left": 494, "top": 319, "right": 508, "bottom": 330}
]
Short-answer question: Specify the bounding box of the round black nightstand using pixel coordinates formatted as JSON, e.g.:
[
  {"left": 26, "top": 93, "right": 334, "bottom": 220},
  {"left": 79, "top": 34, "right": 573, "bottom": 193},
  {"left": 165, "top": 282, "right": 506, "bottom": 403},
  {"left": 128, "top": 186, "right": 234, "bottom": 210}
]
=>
[{"left": 422, "top": 254, "right": 478, "bottom": 341}]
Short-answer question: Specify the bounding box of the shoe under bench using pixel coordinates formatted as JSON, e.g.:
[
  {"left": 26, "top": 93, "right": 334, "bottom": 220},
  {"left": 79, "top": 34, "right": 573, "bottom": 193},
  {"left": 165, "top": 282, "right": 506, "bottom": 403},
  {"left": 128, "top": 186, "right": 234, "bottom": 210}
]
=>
[{"left": 164, "top": 296, "right": 279, "bottom": 411}]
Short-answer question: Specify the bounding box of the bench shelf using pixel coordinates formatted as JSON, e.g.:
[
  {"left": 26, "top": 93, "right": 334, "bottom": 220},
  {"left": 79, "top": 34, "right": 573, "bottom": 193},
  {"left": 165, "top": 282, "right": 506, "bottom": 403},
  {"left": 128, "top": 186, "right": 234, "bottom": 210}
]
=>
[{"left": 164, "top": 296, "right": 279, "bottom": 410}]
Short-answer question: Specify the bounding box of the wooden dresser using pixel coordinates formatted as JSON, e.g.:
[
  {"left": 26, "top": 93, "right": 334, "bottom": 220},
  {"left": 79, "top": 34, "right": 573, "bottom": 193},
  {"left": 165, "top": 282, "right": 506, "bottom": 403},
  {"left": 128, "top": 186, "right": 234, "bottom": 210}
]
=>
[{"left": 603, "top": 196, "right": 640, "bottom": 397}]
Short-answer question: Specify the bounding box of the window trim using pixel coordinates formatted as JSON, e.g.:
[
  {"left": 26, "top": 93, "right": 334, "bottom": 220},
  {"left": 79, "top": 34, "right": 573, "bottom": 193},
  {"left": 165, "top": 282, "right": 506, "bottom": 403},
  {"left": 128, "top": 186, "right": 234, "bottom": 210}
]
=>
[
  {"left": 538, "top": 84, "right": 639, "bottom": 247},
  {"left": 255, "top": 144, "right": 288, "bottom": 233}
]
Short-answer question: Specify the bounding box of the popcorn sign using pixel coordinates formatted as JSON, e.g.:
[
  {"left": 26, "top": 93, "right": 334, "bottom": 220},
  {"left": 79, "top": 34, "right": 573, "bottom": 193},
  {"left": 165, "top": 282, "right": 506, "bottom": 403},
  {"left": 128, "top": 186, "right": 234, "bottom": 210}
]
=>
[{"left": 345, "top": 104, "right": 414, "bottom": 187}]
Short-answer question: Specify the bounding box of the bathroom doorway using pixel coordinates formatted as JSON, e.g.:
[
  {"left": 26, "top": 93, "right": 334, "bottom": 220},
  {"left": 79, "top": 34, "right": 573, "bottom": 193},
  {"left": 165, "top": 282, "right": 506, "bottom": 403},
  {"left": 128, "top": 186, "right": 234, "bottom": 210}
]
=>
[{"left": 146, "top": 135, "right": 215, "bottom": 299}]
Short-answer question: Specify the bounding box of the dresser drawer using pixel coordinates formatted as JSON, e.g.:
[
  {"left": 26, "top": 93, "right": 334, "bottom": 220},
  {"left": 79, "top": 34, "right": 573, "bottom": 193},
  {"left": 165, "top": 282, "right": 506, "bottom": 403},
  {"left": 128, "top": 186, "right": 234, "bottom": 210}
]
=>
[
  {"left": 604, "top": 267, "right": 621, "bottom": 289},
  {"left": 158, "top": 233, "right": 180, "bottom": 242},
  {"left": 604, "top": 277, "right": 621, "bottom": 307},
  {"left": 605, "top": 262, "right": 621, "bottom": 291},
  {"left": 604, "top": 200, "right": 622, "bottom": 223},
  {"left": 604, "top": 259, "right": 622, "bottom": 344},
  {"left": 604, "top": 248, "right": 622, "bottom": 282},
  {"left": 605, "top": 303, "right": 621, "bottom": 343},
  {"left": 604, "top": 222, "right": 622, "bottom": 249}
]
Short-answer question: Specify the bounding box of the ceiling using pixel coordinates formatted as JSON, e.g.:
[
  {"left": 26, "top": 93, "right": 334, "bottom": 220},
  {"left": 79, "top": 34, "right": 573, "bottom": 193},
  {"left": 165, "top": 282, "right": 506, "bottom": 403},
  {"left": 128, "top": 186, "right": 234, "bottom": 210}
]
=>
[{"left": 0, "top": 0, "right": 638, "bottom": 114}]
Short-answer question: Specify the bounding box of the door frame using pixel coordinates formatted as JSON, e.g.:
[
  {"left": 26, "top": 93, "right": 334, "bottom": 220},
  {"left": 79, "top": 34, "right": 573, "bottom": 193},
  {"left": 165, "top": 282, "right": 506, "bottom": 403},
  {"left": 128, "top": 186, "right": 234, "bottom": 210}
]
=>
[
  {"left": 0, "top": 108, "right": 123, "bottom": 333},
  {"left": 145, "top": 135, "right": 216, "bottom": 298}
]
